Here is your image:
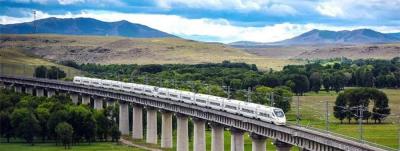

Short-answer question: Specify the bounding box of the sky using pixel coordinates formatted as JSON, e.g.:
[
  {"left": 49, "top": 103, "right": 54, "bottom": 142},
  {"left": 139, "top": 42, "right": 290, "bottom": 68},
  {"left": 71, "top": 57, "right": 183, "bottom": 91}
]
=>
[{"left": 1, "top": 0, "right": 400, "bottom": 43}]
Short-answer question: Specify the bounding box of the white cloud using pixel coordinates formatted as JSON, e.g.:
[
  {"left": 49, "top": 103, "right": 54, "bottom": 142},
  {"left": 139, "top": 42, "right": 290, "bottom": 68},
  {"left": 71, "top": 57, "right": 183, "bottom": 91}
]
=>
[
  {"left": 2, "top": 10, "right": 400, "bottom": 43},
  {"left": 155, "top": 0, "right": 298, "bottom": 16},
  {"left": 58, "top": 0, "right": 84, "bottom": 5},
  {"left": 316, "top": 0, "right": 400, "bottom": 19},
  {"left": 316, "top": 1, "right": 343, "bottom": 17}
]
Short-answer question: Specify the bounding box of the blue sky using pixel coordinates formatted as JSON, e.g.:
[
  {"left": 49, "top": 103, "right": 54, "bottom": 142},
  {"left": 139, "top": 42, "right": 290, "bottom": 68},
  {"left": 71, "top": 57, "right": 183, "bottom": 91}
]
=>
[{"left": 1, "top": 0, "right": 400, "bottom": 43}]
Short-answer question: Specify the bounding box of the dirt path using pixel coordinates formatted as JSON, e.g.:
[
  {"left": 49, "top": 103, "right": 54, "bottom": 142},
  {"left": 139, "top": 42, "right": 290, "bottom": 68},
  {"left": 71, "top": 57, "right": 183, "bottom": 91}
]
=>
[{"left": 119, "top": 138, "right": 163, "bottom": 151}]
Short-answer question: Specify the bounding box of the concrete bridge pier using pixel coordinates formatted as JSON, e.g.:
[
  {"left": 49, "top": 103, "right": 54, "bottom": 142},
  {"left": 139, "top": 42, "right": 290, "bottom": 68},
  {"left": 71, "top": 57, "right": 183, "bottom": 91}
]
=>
[
  {"left": 4, "top": 84, "right": 12, "bottom": 90},
  {"left": 47, "top": 89, "right": 55, "bottom": 98},
  {"left": 211, "top": 123, "right": 224, "bottom": 151},
  {"left": 25, "top": 86, "right": 33, "bottom": 95},
  {"left": 106, "top": 99, "right": 115, "bottom": 107},
  {"left": 36, "top": 88, "right": 44, "bottom": 97},
  {"left": 231, "top": 128, "right": 244, "bottom": 151},
  {"left": 251, "top": 134, "right": 267, "bottom": 151},
  {"left": 69, "top": 93, "right": 79, "bottom": 104},
  {"left": 161, "top": 111, "right": 172, "bottom": 148},
  {"left": 146, "top": 108, "right": 158, "bottom": 144},
  {"left": 274, "top": 140, "right": 292, "bottom": 151},
  {"left": 193, "top": 118, "right": 206, "bottom": 151},
  {"left": 94, "top": 97, "right": 103, "bottom": 110},
  {"left": 82, "top": 95, "right": 91, "bottom": 105},
  {"left": 14, "top": 85, "right": 22, "bottom": 93},
  {"left": 132, "top": 105, "right": 143, "bottom": 139},
  {"left": 119, "top": 102, "right": 129, "bottom": 135},
  {"left": 176, "top": 114, "right": 189, "bottom": 151}
]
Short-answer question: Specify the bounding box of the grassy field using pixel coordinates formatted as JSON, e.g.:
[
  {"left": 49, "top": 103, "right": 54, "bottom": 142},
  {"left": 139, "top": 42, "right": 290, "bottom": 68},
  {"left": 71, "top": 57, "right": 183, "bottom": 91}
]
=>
[
  {"left": 0, "top": 142, "right": 145, "bottom": 151},
  {"left": 0, "top": 34, "right": 302, "bottom": 71},
  {"left": 286, "top": 88, "right": 400, "bottom": 149},
  {"left": 0, "top": 48, "right": 83, "bottom": 77}
]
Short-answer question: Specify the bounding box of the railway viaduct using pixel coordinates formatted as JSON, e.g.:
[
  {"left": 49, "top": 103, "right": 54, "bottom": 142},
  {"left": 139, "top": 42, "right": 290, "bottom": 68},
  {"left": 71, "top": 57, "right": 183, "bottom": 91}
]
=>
[{"left": 0, "top": 75, "right": 388, "bottom": 151}]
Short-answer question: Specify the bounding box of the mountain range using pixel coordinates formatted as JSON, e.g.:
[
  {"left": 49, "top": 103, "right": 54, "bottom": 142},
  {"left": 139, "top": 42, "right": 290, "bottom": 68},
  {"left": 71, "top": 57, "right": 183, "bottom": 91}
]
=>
[
  {"left": 2, "top": 17, "right": 400, "bottom": 46},
  {"left": 230, "top": 29, "right": 400, "bottom": 47},
  {"left": 0, "top": 17, "right": 176, "bottom": 38}
]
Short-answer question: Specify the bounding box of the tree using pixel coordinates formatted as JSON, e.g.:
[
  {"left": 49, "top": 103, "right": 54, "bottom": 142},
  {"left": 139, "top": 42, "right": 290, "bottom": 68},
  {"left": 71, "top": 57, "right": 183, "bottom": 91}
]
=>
[
  {"left": 331, "top": 72, "right": 347, "bottom": 93},
  {"left": 271, "top": 86, "right": 293, "bottom": 113},
  {"left": 35, "top": 107, "right": 50, "bottom": 142},
  {"left": 47, "top": 110, "right": 70, "bottom": 141},
  {"left": 0, "top": 111, "right": 13, "bottom": 142},
  {"left": 289, "top": 74, "right": 309, "bottom": 95},
  {"left": 47, "top": 66, "right": 66, "bottom": 79},
  {"left": 19, "top": 112, "right": 41, "bottom": 145},
  {"left": 82, "top": 111, "right": 97, "bottom": 144},
  {"left": 55, "top": 122, "right": 74, "bottom": 149},
  {"left": 110, "top": 124, "right": 121, "bottom": 142},
  {"left": 34, "top": 66, "right": 47, "bottom": 78},
  {"left": 94, "top": 110, "right": 110, "bottom": 141},
  {"left": 322, "top": 74, "right": 332, "bottom": 92},
  {"left": 251, "top": 86, "right": 272, "bottom": 105},
  {"left": 333, "top": 93, "right": 347, "bottom": 124},
  {"left": 260, "top": 74, "right": 281, "bottom": 88},
  {"left": 309, "top": 72, "right": 322, "bottom": 93}
]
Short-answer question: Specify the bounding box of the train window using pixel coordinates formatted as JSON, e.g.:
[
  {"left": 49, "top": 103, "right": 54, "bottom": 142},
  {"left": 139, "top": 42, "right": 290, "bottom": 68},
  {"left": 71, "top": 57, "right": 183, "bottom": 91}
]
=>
[
  {"left": 273, "top": 109, "right": 284, "bottom": 117},
  {"left": 134, "top": 88, "right": 142, "bottom": 91},
  {"left": 182, "top": 96, "right": 191, "bottom": 100},
  {"left": 159, "top": 92, "right": 166, "bottom": 95},
  {"left": 242, "top": 108, "right": 254, "bottom": 114},
  {"left": 75, "top": 80, "right": 80, "bottom": 82},
  {"left": 103, "top": 83, "right": 110, "bottom": 86},
  {"left": 123, "top": 86, "right": 130, "bottom": 89},
  {"left": 196, "top": 99, "right": 206, "bottom": 103},
  {"left": 225, "top": 105, "right": 237, "bottom": 110},
  {"left": 210, "top": 102, "right": 220, "bottom": 106},
  {"left": 259, "top": 112, "right": 269, "bottom": 117},
  {"left": 145, "top": 90, "right": 151, "bottom": 93},
  {"left": 93, "top": 82, "right": 99, "bottom": 84},
  {"left": 170, "top": 94, "right": 178, "bottom": 98},
  {"left": 83, "top": 81, "right": 89, "bottom": 83},
  {"left": 112, "top": 85, "right": 119, "bottom": 87}
]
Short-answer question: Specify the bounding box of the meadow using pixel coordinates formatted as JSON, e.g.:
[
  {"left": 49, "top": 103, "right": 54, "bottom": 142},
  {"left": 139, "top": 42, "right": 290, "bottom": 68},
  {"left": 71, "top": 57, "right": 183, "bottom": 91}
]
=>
[
  {"left": 0, "top": 48, "right": 83, "bottom": 77},
  {"left": 286, "top": 88, "right": 400, "bottom": 149},
  {"left": 0, "top": 142, "right": 144, "bottom": 151}
]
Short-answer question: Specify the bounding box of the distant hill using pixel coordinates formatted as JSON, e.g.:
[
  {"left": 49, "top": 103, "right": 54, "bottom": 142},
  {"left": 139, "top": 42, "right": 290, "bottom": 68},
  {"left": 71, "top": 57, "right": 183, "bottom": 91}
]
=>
[
  {"left": 230, "top": 29, "right": 400, "bottom": 47},
  {"left": 279, "top": 29, "right": 400, "bottom": 45},
  {"left": 229, "top": 41, "right": 267, "bottom": 48},
  {"left": 388, "top": 33, "right": 400, "bottom": 39},
  {"left": 0, "top": 17, "right": 176, "bottom": 38}
]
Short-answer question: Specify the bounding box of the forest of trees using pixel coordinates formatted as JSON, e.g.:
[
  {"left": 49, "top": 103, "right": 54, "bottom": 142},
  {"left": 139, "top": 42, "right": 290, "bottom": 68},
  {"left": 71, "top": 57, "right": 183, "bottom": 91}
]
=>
[
  {"left": 65, "top": 58, "right": 400, "bottom": 94},
  {"left": 58, "top": 58, "right": 400, "bottom": 113},
  {"left": 0, "top": 90, "right": 121, "bottom": 148}
]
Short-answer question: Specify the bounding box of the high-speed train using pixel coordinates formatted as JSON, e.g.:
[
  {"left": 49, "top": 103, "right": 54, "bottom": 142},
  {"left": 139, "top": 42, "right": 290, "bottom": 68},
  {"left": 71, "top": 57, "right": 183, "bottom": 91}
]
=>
[{"left": 73, "top": 76, "right": 286, "bottom": 125}]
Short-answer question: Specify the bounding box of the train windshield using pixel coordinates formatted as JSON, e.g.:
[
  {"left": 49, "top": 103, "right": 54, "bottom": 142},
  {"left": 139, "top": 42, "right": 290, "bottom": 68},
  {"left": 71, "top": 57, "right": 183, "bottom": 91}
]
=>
[{"left": 273, "top": 109, "right": 284, "bottom": 118}]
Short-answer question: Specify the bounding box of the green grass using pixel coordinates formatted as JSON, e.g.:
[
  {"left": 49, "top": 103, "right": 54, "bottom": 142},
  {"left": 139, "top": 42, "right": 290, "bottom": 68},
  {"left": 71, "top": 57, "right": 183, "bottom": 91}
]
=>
[
  {"left": 0, "top": 142, "right": 145, "bottom": 151},
  {"left": 286, "top": 88, "right": 400, "bottom": 149},
  {"left": 0, "top": 48, "right": 83, "bottom": 78}
]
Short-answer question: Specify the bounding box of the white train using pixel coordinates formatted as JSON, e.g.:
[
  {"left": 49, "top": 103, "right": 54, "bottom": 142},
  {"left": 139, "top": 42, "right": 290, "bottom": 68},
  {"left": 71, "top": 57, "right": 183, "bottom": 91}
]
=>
[{"left": 73, "top": 76, "right": 286, "bottom": 125}]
